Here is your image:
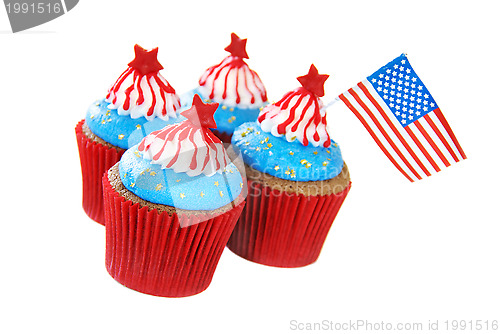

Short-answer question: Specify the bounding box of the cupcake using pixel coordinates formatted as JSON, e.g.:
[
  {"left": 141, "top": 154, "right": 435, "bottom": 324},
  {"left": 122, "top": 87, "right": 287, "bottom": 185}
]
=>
[
  {"left": 182, "top": 33, "right": 268, "bottom": 143},
  {"left": 103, "top": 95, "right": 246, "bottom": 297},
  {"left": 228, "top": 65, "right": 351, "bottom": 268},
  {"left": 75, "top": 44, "right": 184, "bottom": 225}
]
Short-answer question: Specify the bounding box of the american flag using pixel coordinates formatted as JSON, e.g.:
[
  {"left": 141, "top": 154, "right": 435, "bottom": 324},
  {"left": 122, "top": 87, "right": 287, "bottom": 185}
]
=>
[{"left": 339, "top": 54, "right": 466, "bottom": 182}]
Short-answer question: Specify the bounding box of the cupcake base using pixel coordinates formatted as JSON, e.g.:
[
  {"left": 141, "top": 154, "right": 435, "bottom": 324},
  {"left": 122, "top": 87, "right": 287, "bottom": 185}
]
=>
[
  {"left": 227, "top": 164, "right": 351, "bottom": 268},
  {"left": 211, "top": 129, "right": 233, "bottom": 144},
  {"left": 75, "top": 120, "right": 125, "bottom": 225},
  {"left": 103, "top": 165, "right": 245, "bottom": 297}
]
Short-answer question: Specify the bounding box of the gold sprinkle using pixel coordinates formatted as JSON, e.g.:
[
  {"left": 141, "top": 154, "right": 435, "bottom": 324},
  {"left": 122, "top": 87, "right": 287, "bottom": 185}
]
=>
[
  {"left": 146, "top": 168, "right": 151, "bottom": 172},
  {"left": 150, "top": 171, "right": 156, "bottom": 176},
  {"left": 134, "top": 150, "right": 141, "bottom": 158},
  {"left": 267, "top": 143, "right": 273, "bottom": 148},
  {"left": 180, "top": 193, "right": 186, "bottom": 199},
  {"left": 136, "top": 124, "right": 142, "bottom": 129},
  {"left": 214, "top": 181, "right": 219, "bottom": 187},
  {"left": 139, "top": 170, "right": 145, "bottom": 175},
  {"left": 176, "top": 179, "right": 181, "bottom": 182},
  {"left": 155, "top": 184, "right": 163, "bottom": 191},
  {"left": 313, "top": 151, "right": 318, "bottom": 155},
  {"left": 274, "top": 165, "right": 280, "bottom": 171},
  {"left": 285, "top": 168, "right": 291, "bottom": 175},
  {"left": 222, "top": 105, "right": 227, "bottom": 110},
  {"left": 244, "top": 141, "right": 250, "bottom": 146},
  {"left": 200, "top": 192, "right": 205, "bottom": 197},
  {"left": 130, "top": 182, "right": 135, "bottom": 188},
  {"left": 265, "top": 137, "right": 269, "bottom": 142},
  {"left": 219, "top": 190, "right": 224, "bottom": 197},
  {"left": 333, "top": 143, "right": 338, "bottom": 147},
  {"left": 204, "top": 99, "right": 211, "bottom": 103},
  {"left": 255, "top": 131, "right": 260, "bottom": 135},
  {"left": 327, "top": 158, "right": 331, "bottom": 161},
  {"left": 260, "top": 140, "right": 265, "bottom": 144},
  {"left": 291, "top": 136, "right": 297, "bottom": 141},
  {"left": 101, "top": 120, "right": 106, "bottom": 124},
  {"left": 289, "top": 151, "right": 294, "bottom": 156},
  {"left": 247, "top": 127, "right": 254, "bottom": 132},
  {"left": 326, "top": 149, "right": 331, "bottom": 154},
  {"left": 306, "top": 163, "right": 312, "bottom": 168},
  {"left": 229, "top": 108, "right": 234, "bottom": 112},
  {"left": 300, "top": 159, "right": 308, "bottom": 165},
  {"left": 228, "top": 116, "right": 236, "bottom": 123},
  {"left": 259, "top": 106, "right": 264, "bottom": 111},
  {"left": 263, "top": 147, "right": 269, "bottom": 150},
  {"left": 241, "top": 132, "right": 248, "bottom": 137},
  {"left": 240, "top": 182, "right": 244, "bottom": 188},
  {"left": 90, "top": 115, "right": 94, "bottom": 119},
  {"left": 255, "top": 147, "right": 261, "bottom": 151},
  {"left": 95, "top": 102, "right": 100, "bottom": 106},
  {"left": 290, "top": 170, "right": 296, "bottom": 178},
  {"left": 118, "top": 134, "right": 125, "bottom": 140},
  {"left": 322, "top": 161, "right": 328, "bottom": 166},
  {"left": 107, "top": 118, "right": 112, "bottom": 123}
]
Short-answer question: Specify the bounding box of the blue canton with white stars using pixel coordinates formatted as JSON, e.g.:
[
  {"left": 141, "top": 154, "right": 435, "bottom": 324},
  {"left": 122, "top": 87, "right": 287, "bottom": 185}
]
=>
[{"left": 367, "top": 54, "right": 439, "bottom": 127}]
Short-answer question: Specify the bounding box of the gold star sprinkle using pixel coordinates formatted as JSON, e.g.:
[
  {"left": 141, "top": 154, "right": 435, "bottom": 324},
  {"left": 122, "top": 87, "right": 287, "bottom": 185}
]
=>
[
  {"left": 155, "top": 184, "right": 163, "bottom": 191},
  {"left": 260, "top": 140, "right": 265, "bottom": 144},
  {"left": 289, "top": 151, "right": 294, "bottom": 156},
  {"left": 214, "top": 181, "right": 219, "bottom": 187},
  {"left": 180, "top": 193, "right": 186, "bottom": 199},
  {"left": 241, "top": 132, "right": 248, "bottom": 137},
  {"left": 265, "top": 137, "right": 269, "bottom": 142},
  {"left": 267, "top": 143, "right": 273, "bottom": 148},
  {"left": 259, "top": 106, "right": 264, "bottom": 111},
  {"left": 219, "top": 190, "right": 224, "bottom": 197},
  {"left": 313, "top": 151, "right": 318, "bottom": 155},
  {"left": 274, "top": 165, "right": 280, "bottom": 171},
  {"left": 176, "top": 179, "right": 181, "bottom": 182},
  {"left": 200, "top": 192, "right": 205, "bottom": 197},
  {"left": 322, "top": 161, "right": 328, "bottom": 166},
  {"left": 150, "top": 171, "right": 156, "bottom": 176},
  {"left": 134, "top": 150, "right": 141, "bottom": 158},
  {"left": 118, "top": 134, "right": 125, "bottom": 140},
  {"left": 285, "top": 168, "right": 291, "bottom": 175},
  {"left": 101, "top": 120, "right": 106, "bottom": 124},
  {"left": 300, "top": 159, "right": 308, "bottom": 165},
  {"left": 130, "top": 182, "right": 135, "bottom": 188},
  {"left": 306, "top": 163, "right": 312, "bottom": 168},
  {"left": 136, "top": 124, "right": 142, "bottom": 129},
  {"left": 290, "top": 170, "right": 296, "bottom": 178}
]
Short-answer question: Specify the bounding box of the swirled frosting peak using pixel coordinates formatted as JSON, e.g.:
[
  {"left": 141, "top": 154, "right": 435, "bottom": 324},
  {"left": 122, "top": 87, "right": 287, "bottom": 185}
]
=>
[
  {"left": 138, "top": 95, "right": 229, "bottom": 177},
  {"left": 258, "top": 64, "right": 332, "bottom": 148},
  {"left": 106, "top": 44, "right": 181, "bottom": 121},
  {"left": 198, "top": 33, "right": 267, "bottom": 108}
]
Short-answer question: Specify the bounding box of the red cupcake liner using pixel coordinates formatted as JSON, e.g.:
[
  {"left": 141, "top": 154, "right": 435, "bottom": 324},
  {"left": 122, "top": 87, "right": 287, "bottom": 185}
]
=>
[
  {"left": 102, "top": 172, "right": 245, "bottom": 297},
  {"left": 75, "top": 120, "right": 125, "bottom": 225},
  {"left": 227, "top": 180, "right": 351, "bottom": 268},
  {"left": 211, "top": 129, "right": 233, "bottom": 144}
]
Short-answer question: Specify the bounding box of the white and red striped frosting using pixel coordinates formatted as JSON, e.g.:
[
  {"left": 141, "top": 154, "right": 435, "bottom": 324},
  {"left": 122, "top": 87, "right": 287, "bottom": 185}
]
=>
[
  {"left": 258, "top": 65, "right": 331, "bottom": 148},
  {"left": 198, "top": 33, "right": 267, "bottom": 108},
  {"left": 138, "top": 95, "right": 229, "bottom": 177},
  {"left": 106, "top": 45, "right": 181, "bottom": 121}
]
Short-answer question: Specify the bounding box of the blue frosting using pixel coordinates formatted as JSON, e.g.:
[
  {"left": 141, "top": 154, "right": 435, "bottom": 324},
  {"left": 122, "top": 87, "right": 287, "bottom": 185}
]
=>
[
  {"left": 231, "top": 122, "right": 344, "bottom": 182},
  {"left": 85, "top": 99, "right": 186, "bottom": 149},
  {"left": 180, "top": 88, "right": 266, "bottom": 135},
  {"left": 118, "top": 145, "right": 244, "bottom": 211}
]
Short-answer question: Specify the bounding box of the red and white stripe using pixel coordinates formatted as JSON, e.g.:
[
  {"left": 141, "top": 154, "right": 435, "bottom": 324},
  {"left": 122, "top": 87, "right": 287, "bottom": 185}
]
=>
[
  {"left": 339, "top": 80, "right": 466, "bottom": 182},
  {"left": 258, "top": 87, "right": 331, "bottom": 148},
  {"left": 106, "top": 67, "right": 181, "bottom": 121},
  {"left": 138, "top": 121, "right": 229, "bottom": 177},
  {"left": 199, "top": 56, "right": 267, "bottom": 108}
]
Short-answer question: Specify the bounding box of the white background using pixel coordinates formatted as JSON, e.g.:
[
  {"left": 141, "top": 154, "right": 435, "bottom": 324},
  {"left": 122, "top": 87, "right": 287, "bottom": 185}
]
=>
[{"left": 1, "top": 1, "right": 499, "bottom": 333}]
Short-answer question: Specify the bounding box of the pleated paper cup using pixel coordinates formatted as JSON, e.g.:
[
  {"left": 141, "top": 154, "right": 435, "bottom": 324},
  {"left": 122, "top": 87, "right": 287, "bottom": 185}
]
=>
[
  {"left": 102, "top": 167, "right": 245, "bottom": 297},
  {"left": 227, "top": 166, "right": 351, "bottom": 268},
  {"left": 75, "top": 120, "right": 125, "bottom": 225}
]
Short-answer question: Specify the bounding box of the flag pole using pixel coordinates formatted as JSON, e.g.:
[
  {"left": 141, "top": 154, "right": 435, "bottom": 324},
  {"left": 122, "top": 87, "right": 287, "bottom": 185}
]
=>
[{"left": 322, "top": 96, "right": 340, "bottom": 111}]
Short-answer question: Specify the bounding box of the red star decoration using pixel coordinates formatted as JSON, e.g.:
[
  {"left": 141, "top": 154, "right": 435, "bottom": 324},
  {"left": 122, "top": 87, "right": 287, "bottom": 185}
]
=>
[
  {"left": 127, "top": 44, "right": 164, "bottom": 75},
  {"left": 297, "top": 64, "right": 329, "bottom": 97},
  {"left": 181, "top": 94, "right": 219, "bottom": 128},
  {"left": 224, "top": 33, "right": 249, "bottom": 59}
]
